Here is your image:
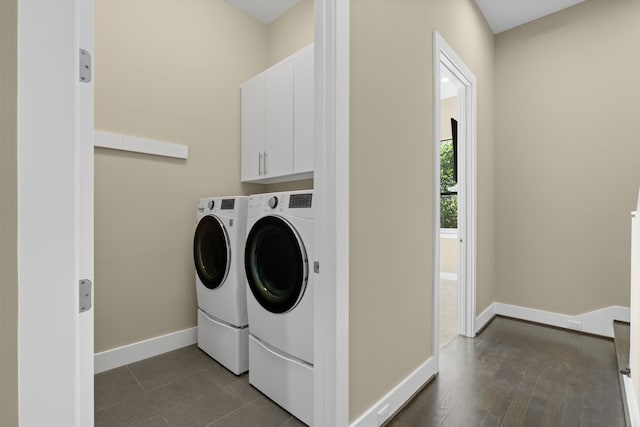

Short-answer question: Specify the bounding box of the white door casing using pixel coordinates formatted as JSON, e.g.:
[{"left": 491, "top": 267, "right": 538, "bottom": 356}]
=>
[
  {"left": 313, "top": 0, "right": 350, "bottom": 426},
  {"left": 78, "top": 0, "right": 95, "bottom": 424}
]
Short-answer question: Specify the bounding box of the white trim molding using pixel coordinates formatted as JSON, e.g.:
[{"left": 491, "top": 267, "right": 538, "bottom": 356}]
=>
[
  {"left": 624, "top": 375, "right": 640, "bottom": 427},
  {"left": 94, "top": 327, "right": 197, "bottom": 374},
  {"left": 95, "top": 130, "right": 189, "bottom": 159},
  {"left": 474, "top": 302, "right": 630, "bottom": 338},
  {"left": 475, "top": 303, "right": 497, "bottom": 334},
  {"left": 494, "top": 303, "right": 630, "bottom": 338},
  {"left": 439, "top": 229, "right": 458, "bottom": 239},
  {"left": 349, "top": 357, "right": 437, "bottom": 427},
  {"left": 440, "top": 272, "right": 458, "bottom": 282}
]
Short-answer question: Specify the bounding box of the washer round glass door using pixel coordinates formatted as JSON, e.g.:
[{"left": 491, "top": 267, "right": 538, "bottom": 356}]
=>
[
  {"left": 193, "top": 215, "right": 231, "bottom": 289},
  {"left": 244, "top": 215, "right": 308, "bottom": 314}
]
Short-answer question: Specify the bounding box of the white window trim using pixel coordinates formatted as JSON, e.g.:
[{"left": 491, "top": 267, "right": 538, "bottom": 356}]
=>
[{"left": 440, "top": 228, "right": 458, "bottom": 238}]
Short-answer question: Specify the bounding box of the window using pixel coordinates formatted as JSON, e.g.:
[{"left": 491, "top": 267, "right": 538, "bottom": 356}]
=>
[{"left": 440, "top": 138, "right": 457, "bottom": 229}]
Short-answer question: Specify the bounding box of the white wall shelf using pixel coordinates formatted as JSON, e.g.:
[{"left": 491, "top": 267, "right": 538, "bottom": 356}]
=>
[{"left": 94, "top": 130, "right": 188, "bottom": 159}]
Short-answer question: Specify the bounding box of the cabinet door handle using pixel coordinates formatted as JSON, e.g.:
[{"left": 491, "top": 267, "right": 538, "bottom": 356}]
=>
[
  {"left": 259, "top": 152, "right": 263, "bottom": 176},
  {"left": 264, "top": 152, "right": 268, "bottom": 175}
]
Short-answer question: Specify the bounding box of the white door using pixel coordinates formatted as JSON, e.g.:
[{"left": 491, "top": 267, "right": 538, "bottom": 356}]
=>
[{"left": 17, "top": 0, "right": 94, "bottom": 425}]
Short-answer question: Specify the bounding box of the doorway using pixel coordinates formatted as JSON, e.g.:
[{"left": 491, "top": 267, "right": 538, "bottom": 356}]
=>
[
  {"left": 438, "top": 68, "right": 460, "bottom": 349},
  {"left": 433, "top": 31, "right": 477, "bottom": 362}
]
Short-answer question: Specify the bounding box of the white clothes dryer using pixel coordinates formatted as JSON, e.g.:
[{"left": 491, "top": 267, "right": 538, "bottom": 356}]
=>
[
  {"left": 194, "top": 196, "right": 249, "bottom": 375},
  {"left": 244, "top": 190, "right": 314, "bottom": 425}
]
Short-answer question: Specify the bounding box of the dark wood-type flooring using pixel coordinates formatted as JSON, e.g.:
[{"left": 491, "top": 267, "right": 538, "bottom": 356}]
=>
[{"left": 388, "top": 316, "right": 625, "bottom": 427}]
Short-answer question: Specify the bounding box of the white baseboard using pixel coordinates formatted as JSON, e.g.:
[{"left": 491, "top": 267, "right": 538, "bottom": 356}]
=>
[
  {"left": 493, "top": 303, "right": 630, "bottom": 338},
  {"left": 624, "top": 376, "right": 640, "bottom": 427},
  {"left": 94, "top": 327, "right": 197, "bottom": 374},
  {"left": 475, "top": 302, "right": 496, "bottom": 334},
  {"left": 349, "top": 357, "right": 437, "bottom": 427},
  {"left": 439, "top": 272, "right": 457, "bottom": 282}
]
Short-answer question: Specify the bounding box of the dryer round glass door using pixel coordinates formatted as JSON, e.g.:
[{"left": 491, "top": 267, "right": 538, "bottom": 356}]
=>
[
  {"left": 193, "top": 215, "right": 231, "bottom": 289},
  {"left": 244, "top": 216, "right": 308, "bottom": 314}
]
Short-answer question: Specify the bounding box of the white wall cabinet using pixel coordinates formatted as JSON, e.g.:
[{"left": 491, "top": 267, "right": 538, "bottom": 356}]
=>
[{"left": 241, "top": 44, "right": 314, "bottom": 183}]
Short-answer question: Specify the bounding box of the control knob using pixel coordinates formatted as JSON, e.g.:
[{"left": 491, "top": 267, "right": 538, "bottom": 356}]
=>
[
  {"left": 268, "top": 196, "right": 278, "bottom": 209},
  {"left": 208, "top": 200, "right": 215, "bottom": 210}
]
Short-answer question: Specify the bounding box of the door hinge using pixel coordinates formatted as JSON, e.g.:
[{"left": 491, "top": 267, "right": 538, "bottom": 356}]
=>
[
  {"left": 79, "top": 49, "right": 92, "bottom": 83},
  {"left": 79, "top": 279, "right": 92, "bottom": 313}
]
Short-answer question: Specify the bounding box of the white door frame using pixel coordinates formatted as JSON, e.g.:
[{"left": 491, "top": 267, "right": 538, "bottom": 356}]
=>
[
  {"left": 313, "top": 0, "right": 350, "bottom": 426},
  {"left": 432, "top": 31, "right": 477, "bottom": 362},
  {"left": 17, "top": 0, "right": 94, "bottom": 425}
]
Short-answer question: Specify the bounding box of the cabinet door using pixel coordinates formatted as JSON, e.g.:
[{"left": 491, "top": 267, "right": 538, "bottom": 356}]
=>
[
  {"left": 293, "top": 44, "right": 314, "bottom": 174},
  {"left": 241, "top": 74, "right": 265, "bottom": 182},
  {"left": 265, "top": 60, "right": 294, "bottom": 178}
]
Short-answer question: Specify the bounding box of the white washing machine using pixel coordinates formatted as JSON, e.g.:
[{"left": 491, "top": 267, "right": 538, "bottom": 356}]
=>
[
  {"left": 194, "top": 196, "right": 249, "bottom": 375},
  {"left": 244, "top": 190, "right": 314, "bottom": 426}
]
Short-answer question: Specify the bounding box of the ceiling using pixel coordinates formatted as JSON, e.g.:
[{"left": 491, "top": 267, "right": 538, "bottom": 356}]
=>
[
  {"left": 474, "top": 0, "right": 587, "bottom": 33},
  {"left": 224, "top": 0, "right": 300, "bottom": 25},
  {"left": 225, "top": 0, "right": 587, "bottom": 35}
]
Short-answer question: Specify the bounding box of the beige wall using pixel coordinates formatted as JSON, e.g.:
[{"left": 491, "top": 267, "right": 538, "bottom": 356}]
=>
[
  {"left": 94, "top": 0, "right": 267, "bottom": 352},
  {"left": 440, "top": 96, "right": 458, "bottom": 141},
  {"left": 440, "top": 237, "right": 458, "bottom": 274},
  {"left": 349, "top": 0, "right": 495, "bottom": 420},
  {"left": 495, "top": 0, "right": 640, "bottom": 314},
  {"left": 0, "top": 0, "right": 19, "bottom": 424},
  {"left": 267, "top": 0, "right": 314, "bottom": 67}
]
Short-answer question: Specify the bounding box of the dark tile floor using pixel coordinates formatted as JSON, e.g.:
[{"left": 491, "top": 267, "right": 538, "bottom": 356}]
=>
[
  {"left": 388, "top": 316, "right": 626, "bottom": 426},
  {"left": 94, "top": 345, "right": 306, "bottom": 427}
]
